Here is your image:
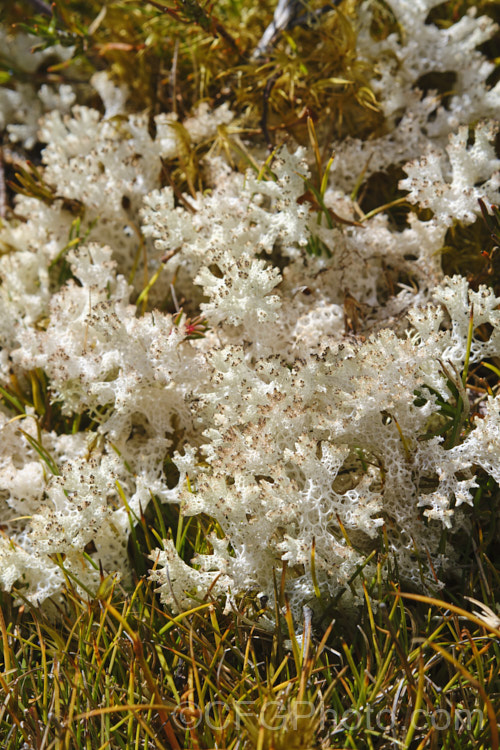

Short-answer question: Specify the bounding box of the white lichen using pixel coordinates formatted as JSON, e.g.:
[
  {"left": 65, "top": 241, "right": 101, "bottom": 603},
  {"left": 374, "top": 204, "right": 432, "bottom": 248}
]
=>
[{"left": 0, "top": 2, "right": 499, "bottom": 618}]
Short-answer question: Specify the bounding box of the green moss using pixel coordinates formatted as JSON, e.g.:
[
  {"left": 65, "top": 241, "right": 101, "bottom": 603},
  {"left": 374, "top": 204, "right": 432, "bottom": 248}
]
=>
[{"left": 3, "top": 1, "right": 384, "bottom": 141}]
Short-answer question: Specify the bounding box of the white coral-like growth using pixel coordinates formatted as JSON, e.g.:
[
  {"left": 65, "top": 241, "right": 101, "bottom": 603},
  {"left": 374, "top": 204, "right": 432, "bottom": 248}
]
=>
[
  {"left": 400, "top": 122, "right": 500, "bottom": 226},
  {"left": 0, "top": 1, "right": 499, "bottom": 616},
  {"left": 0, "top": 28, "right": 75, "bottom": 148},
  {"left": 149, "top": 279, "right": 500, "bottom": 614}
]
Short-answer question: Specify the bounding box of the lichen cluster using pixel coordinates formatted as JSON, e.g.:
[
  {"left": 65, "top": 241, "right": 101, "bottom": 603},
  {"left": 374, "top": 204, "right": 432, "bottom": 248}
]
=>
[{"left": 0, "top": 0, "right": 499, "bottom": 618}]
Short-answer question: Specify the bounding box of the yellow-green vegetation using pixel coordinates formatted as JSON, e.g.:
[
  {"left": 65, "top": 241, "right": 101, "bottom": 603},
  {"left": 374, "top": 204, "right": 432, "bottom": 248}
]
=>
[
  {"left": 2, "top": 0, "right": 383, "bottom": 196},
  {"left": 1, "top": 1, "right": 500, "bottom": 748},
  {"left": 1, "top": 512, "right": 500, "bottom": 749}
]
